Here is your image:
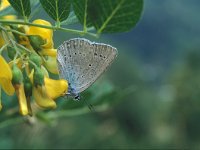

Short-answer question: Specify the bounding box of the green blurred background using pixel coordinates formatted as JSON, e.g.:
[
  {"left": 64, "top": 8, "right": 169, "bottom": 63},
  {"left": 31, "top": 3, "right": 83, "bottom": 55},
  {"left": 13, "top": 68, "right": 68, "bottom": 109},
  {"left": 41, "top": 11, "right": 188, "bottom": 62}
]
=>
[{"left": 1, "top": 0, "right": 200, "bottom": 148}]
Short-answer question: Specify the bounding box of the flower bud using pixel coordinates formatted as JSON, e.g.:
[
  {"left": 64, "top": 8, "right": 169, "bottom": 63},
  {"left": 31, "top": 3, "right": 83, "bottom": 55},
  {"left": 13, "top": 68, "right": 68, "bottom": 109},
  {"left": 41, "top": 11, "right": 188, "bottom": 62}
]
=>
[
  {"left": 7, "top": 46, "right": 16, "bottom": 60},
  {"left": 23, "top": 74, "right": 32, "bottom": 97},
  {"left": 28, "top": 35, "right": 46, "bottom": 51},
  {"left": 43, "top": 56, "right": 59, "bottom": 74},
  {"left": 29, "top": 53, "right": 42, "bottom": 70},
  {"left": 33, "top": 67, "right": 44, "bottom": 86},
  {"left": 10, "top": 25, "right": 25, "bottom": 42},
  {"left": 12, "top": 64, "right": 23, "bottom": 84},
  {"left": 24, "top": 80, "right": 32, "bottom": 97}
]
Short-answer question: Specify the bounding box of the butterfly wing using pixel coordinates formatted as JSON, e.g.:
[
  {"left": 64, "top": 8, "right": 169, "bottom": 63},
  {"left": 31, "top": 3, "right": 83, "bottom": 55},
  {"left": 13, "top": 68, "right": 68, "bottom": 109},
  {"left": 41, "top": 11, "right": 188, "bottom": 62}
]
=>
[
  {"left": 57, "top": 38, "right": 117, "bottom": 93},
  {"left": 57, "top": 38, "right": 94, "bottom": 91},
  {"left": 78, "top": 41, "right": 117, "bottom": 93},
  {"left": 57, "top": 44, "right": 68, "bottom": 80}
]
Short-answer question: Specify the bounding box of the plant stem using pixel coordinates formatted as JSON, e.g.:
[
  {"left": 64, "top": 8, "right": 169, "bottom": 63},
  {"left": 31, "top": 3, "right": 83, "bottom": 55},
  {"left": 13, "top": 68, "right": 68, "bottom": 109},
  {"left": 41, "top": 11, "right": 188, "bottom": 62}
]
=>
[
  {"left": 0, "top": 25, "right": 26, "bottom": 36},
  {"left": 28, "top": 60, "right": 38, "bottom": 68},
  {"left": 16, "top": 42, "right": 31, "bottom": 53},
  {"left": 8, "top": 28, "right": 27, "bottom": 36},
  {"left": 41, "top": 104, "right": 109, "bottom": 119},
  {"left": 83, "top": 0, "right": 88, "bottom": 33},
  {"left": 1, "top": 27, "right": 24, "bottom": 62},
  {"left": 0, "top": 43, "right": 8, "bottom": 54},
  {"left": 0, "top": 20, "right": 98, "bottom": 37}
]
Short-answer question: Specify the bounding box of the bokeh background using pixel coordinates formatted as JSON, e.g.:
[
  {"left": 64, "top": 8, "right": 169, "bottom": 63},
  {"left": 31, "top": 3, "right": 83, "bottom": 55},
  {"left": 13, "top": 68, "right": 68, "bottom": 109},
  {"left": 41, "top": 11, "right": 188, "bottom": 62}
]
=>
[{"left": 1, "top": 0, "right": 200, "bottom": 148}]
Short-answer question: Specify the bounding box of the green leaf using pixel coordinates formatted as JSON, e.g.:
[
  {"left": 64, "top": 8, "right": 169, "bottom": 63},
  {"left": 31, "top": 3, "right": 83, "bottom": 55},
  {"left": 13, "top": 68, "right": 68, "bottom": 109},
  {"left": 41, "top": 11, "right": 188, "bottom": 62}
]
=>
[
  {"left": 73, "top": 0, "right": 143, "bottom": 34},
  {"left": 72, "top": 0, "right": 92, "bottom": 28},
  {"left": 40, "top": 0, "right": 71, "bottom": 23},
  {"left": 29, "top": 0, "right": 41, "bottom": 19},
  {"left": 8, "top": 0, "right": 31, "bottom": 18},
  {"left": 91, "top": 0, "right": 143, "bottom": 33},
  {"left": 60, "top": 11, "right": 79, "bottom": 26}
]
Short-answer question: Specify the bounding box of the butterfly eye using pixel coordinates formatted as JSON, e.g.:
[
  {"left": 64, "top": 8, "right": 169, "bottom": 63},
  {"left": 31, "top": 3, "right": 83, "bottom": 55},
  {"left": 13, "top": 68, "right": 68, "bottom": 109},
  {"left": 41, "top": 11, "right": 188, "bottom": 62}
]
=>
[
  {"left": 89, "top": 64, "right": 92, "bottom": 67},
  {"left": 74, "top": 95, "right": 80, "bottom": 101}
]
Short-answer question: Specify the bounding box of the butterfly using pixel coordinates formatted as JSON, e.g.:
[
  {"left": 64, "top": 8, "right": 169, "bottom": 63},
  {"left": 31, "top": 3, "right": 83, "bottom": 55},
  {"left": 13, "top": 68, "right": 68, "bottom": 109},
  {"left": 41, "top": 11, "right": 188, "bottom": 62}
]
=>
[{"left": 57, "top": 38, "right": 117, "bottom": 100}]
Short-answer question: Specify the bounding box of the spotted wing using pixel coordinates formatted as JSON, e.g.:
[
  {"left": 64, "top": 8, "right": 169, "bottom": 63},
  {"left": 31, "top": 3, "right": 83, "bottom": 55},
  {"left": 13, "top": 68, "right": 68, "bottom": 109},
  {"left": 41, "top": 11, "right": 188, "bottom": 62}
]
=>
[{"left": 57, "top": 38, "right": 117, "bottom": 93}]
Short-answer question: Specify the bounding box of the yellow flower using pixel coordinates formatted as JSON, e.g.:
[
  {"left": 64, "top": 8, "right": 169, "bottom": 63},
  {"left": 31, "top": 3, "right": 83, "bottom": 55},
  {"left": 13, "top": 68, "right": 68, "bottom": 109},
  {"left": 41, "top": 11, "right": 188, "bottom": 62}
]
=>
[
  {"left": 0, "top": 55, "right": 15, "bottom": 95},
  {"left": 0, "top": 0, "right": 16, "bottom": 20},
  {"left": 33, "top": 85, "right": 56, "bottom": 109},
  {"left": 29, "top": 68, "right": 68, "bottom": 108},
  {"left": 0, "top": 15, "right": 16, "bottom": 21},
  {"left": 1, "top": 15, "right": 16, "bottom": 20},
  {"left": 28, "top": 19, "right": 54, "bottom": 49},
  {"left": 40, "top": 48, "right": 57, "bottom": 57},
  {"left": 40, "top": 49, "right": 58, "bottom": 75},
  {"left": 12, "top": 64, "right": 31, "bottom": 116},
  {"left": 45, "top": 77, "right": 68, "bottom": 99},
  {"left": 0, "top": 0, "right": 10, "bottom": 11},
  {"left": 29, "top": 19, "right": 53, "bottom": 38},
  {"left": 43, "top": 56, "right": 59, "bottom": 74},
  {"left": 30, "top": 67, "right": 55, "bottom": 109},
  {"left": 42, "top": 38, "right": 53, "bottom": 49},
  {"left": 13, "top": 84, "right": 29, "bottom": 115},
  {"left": 26, "top": 19, "right": 58, "bottom": 75}
]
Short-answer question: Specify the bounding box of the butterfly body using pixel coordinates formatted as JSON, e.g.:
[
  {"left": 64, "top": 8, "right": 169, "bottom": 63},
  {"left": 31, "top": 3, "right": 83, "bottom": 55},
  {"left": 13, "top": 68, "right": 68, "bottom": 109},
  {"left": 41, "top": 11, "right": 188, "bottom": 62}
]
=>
[
  {"left": 57, "top": 38, "right": 117, "bottom": 100},
  {"left": 67, "top": 83, "right": 80, "bottom": 101}
]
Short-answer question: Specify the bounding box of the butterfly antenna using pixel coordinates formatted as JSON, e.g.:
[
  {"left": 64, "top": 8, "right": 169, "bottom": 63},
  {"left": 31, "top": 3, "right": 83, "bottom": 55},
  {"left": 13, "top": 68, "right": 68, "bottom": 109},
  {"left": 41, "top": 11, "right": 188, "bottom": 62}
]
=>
[{"left": 83, "top": 98, "right": 95, "bottom": 112}]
